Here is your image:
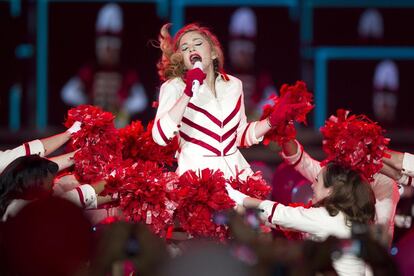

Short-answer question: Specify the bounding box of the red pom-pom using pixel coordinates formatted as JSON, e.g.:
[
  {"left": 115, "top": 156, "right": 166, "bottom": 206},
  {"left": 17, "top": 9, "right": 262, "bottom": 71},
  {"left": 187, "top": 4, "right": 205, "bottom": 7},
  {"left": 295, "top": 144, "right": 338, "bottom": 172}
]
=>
[
  {"left": 107, "top": 161, "right": 179, "bottom": 236},
  {"left": 119, "top": 120, "right": 178, "bottom": 167},
  {"left": 175, "top": 169, "right": 235, "bottom": 240},
  {"left": 320, "top": 109, "right": 390, "bottom": 180},
  {"left": 260, "top": 81, "right": 314, "bottom": 145},
  {"left": 64, "top": 105, "right": 122, "bottom": 183},
  {"left": 228, "top": 170, "right": 271, "bottom": 200},
  {"left": 64, "top": 105, "right": 117, "bottom": 149}
]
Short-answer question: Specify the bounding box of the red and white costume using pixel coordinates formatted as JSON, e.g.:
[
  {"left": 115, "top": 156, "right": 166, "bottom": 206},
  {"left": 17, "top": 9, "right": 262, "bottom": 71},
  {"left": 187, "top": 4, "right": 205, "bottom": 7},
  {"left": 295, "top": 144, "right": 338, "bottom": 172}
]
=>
[
  {"left": 280, "top": 140, "right": 400, "bottom": 238},
  {"left": 0, "top": 140, "right": 45, "bottom": 174},
  {"left": 152, "top": 75, "right": 263, "bottom": 179},
  {"left": 2, "top": 185, "right": 97, "bottom": 222},
  {"left": 259, "top": 200, "right": 366, "bottom": 276}
]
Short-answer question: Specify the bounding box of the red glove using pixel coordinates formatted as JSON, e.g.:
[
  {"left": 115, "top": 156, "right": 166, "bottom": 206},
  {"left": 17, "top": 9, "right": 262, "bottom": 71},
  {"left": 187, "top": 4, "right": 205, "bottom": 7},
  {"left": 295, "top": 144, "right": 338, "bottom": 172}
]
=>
[
  {"left": 268, "top": 102, "right": 308, "bottom": 127},
  {"left": 183, "top": 68, "right": 206, "bottom": 97}
]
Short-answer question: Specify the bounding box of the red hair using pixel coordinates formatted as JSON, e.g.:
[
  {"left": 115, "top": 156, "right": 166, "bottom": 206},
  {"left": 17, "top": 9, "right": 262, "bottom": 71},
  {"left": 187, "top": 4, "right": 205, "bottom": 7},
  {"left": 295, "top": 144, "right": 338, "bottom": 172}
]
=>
[{"left": 156, "top": 23, "right": 224, "bottom": 81}]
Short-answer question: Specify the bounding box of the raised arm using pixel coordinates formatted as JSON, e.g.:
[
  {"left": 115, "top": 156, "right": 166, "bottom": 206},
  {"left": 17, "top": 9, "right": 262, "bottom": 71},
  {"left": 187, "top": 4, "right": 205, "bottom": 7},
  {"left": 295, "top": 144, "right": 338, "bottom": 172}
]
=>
[
  {"left": 280, "top": 139, "right": 322, "bottom": 183},
  {"left": 40, "top": 121, "right": 81, "bottom": 156},
  {"left": 226, "top": 186, "right": 337, "bottom": 238},
  {"left": 48, "top": 151, "right": 76, "bottom": 171},
  {"left": 152, "top": 70, "right": 205, "bottom": 146},
  {"left": 384, "top": 150, "right": 414, "bottom": 177}
]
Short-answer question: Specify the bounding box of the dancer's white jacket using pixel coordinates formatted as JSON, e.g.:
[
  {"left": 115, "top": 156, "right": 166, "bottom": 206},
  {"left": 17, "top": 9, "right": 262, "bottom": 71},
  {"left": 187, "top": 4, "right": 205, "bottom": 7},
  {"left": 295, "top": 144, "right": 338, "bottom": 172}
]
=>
[
  {"left": 280, "top": 140, "right": 400, "bottom": 239},
  {"left": 2, "top": 184, "right": 97, "bottom": 222},
  {"left": 260, "top": 200, "right": 366, "bottom": 276},
  {"left": 152, "top": 75, "right": 263, "bottom": 179},
  {"left": 402, "top": 152, "right": 414, "bottom": 177},
  {"left": 0, "top": 139, "right": 45, "bottom": 173}
]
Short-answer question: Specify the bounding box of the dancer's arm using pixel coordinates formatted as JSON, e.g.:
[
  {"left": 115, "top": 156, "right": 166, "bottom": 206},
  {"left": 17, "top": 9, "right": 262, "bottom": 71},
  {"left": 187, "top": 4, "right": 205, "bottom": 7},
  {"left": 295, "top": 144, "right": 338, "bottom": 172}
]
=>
[{"left": 48, "top": 151, "right": 76, "bottom": 171}]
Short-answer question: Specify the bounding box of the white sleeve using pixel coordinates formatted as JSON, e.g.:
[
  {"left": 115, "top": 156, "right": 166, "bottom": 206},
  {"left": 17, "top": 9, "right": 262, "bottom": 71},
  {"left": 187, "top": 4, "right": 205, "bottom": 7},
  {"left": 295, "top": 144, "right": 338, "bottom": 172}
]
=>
[
  {"left": 152, "top": 81, "right": 181, "bottom": 146},
  {"left": 279, "top": 140, "right": 322, "bottom": 182},
  {"left": 0, "top": 140, "right": 45, "bottom": 173},
  {"left": 236, "top": 80, "right": 263, "bottom": 147},
  {"left": 258, "top": 200, "right": 337, "bottom": 237},
  {"left": 402, "top": 152, "right": 414, "bottom": 177},
  {"left": 59, "top": 184, "right": 97, "bottom": 209}
]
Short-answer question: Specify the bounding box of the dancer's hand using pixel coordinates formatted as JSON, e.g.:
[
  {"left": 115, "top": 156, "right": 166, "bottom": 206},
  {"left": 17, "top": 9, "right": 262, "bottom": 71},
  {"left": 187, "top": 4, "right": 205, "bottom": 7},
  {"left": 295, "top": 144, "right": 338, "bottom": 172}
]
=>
[
  {"left": 225, "top": 184, "right": 248, "bottom": 206},
  {"left": 67, "top": 121, "right": 82, "bottom": 134}
]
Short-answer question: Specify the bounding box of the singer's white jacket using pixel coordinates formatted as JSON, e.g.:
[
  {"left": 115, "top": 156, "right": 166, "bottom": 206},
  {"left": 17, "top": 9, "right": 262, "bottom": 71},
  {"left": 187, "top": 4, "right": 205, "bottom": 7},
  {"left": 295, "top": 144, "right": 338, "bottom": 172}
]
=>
[
  {"left": 280, "top": 140, "right": 400, "bottom": 239},
  {"left": 152, "top": 74, "right": 263, "bottom": 179}
]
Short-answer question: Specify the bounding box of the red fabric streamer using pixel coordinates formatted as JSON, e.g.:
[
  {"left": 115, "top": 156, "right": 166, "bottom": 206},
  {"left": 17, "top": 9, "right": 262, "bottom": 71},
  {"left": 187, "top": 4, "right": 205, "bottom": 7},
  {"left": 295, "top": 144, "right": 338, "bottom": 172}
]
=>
[
  {"left": 260, "top": 81, "right": 314, "bottom": 145},
  {"left": 228, "top": 170, "right": 271, "bottom": 200},
  {"left": 119, "top": 120, "right": 178, "bottom": 167},
  {"left": 320, "top": 109, "right": 390, "bottom": 180},
  {"left": 175, "top": 169, "right": 235, "bottom": 240}
]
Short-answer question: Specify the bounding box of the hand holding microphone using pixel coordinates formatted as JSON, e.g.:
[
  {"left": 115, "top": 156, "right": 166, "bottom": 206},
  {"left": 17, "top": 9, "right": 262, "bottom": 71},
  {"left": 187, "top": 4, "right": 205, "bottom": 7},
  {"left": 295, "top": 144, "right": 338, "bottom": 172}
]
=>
[{"left": 184, "top": 60, "right": 206, "bottom": 97}]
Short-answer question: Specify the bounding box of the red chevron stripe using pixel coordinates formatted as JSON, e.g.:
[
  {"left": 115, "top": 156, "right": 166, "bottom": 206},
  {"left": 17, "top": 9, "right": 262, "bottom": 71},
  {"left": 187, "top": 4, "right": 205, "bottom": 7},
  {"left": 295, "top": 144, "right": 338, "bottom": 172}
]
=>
[
  {"left": 183, "top": 117, "right": 239, "bottom": 143},
  {"left": 222, "top": 122, "right": 240, "bottom": 142},
  {"left": 223, "top": 136, "right": 237, "bottom": 155},
  {"left": 179, "top": 131, "right": 221, "bottom": 156},
  {"left": 187, "top": 95, "right": 242, "bottom": 128},
  {"left": 187, "top": 103, "right": 222, "bottom": 127},
  {"left": 222, "top": 96, "right": 241, "bottom": 126},
  {"left": 182, "top": 117, "right": 221, "bottom": 142}
]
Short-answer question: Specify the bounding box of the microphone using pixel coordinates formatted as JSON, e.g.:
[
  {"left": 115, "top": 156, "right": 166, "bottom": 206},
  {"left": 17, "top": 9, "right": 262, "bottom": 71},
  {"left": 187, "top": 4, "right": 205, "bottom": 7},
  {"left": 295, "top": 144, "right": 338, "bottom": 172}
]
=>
[{"left": 191, "top": 60, "right": 203, "bottom": 94}]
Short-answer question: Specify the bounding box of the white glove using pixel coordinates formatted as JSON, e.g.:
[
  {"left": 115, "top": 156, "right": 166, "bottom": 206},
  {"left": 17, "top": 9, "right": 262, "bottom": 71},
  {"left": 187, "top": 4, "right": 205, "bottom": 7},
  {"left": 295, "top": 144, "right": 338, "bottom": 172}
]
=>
[
  {"left": 67, "top": 121, "right": 82, "bottom": 134},
  {"left": 225, "top": 183, "right": 248, "bottom": 206}
]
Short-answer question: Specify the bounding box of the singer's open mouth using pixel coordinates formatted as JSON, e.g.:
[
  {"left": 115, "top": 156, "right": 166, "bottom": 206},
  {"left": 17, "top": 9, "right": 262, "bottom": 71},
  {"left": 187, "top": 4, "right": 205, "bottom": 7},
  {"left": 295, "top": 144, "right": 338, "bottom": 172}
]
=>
[{"left": 190, "top": 54, "right": 202, "bottom": 65}]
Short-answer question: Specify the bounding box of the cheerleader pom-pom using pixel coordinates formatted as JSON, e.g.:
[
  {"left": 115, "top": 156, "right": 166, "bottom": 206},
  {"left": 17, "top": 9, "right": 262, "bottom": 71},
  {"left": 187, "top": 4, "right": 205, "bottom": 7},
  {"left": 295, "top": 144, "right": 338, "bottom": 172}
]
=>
[
  {"left": 64, "top": 105, "right": 117, "bottom": 149},
  {"left": 320, "top": 109, "right": 390, "bottom": 180},
  {"left": 175, "top": 169, "right": 235, "bottom": 240},
  {"left": 64, "top": 105, "right": 122, "bottom": 184},
  {"left": 119, "top": 120, "right": 178, "bottom": 167},
  {"left": 260, "top": 81, "right": 314, "bottom": 145},
  {"left": 113, "top": 161, "right": 179, "bottom": 236},
  {"left": 228, "top": 170, "right": 271, "bottom": 200}
]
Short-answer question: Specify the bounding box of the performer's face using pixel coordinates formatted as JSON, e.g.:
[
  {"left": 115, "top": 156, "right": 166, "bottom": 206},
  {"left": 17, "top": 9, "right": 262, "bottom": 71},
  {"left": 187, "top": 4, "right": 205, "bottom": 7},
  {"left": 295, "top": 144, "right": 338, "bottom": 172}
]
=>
[
  {"left": 311, "top": 168, "right": 332, "bottom": 203},
  {"left": 179, "top": 31, "right": 217, "bottom": 71}
]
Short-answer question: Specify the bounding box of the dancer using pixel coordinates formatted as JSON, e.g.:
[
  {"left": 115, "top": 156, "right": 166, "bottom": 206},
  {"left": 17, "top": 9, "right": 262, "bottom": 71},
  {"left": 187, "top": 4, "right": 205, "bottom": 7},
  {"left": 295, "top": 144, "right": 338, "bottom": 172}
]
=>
[
  {"left": 227, "top": 162, "right": 376, "bottom": 276},
  {"left": 152, "top": 23, "right": 291, "bottom": 179},
  {"left": 277, "top": 119, "right": 399, "bottom": 240},
  {"left": 0, "top": 121, "right": 81, "bottom": 173},
  {"left": 0, "top": 155, "right": 107, "bottom": 221}
]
